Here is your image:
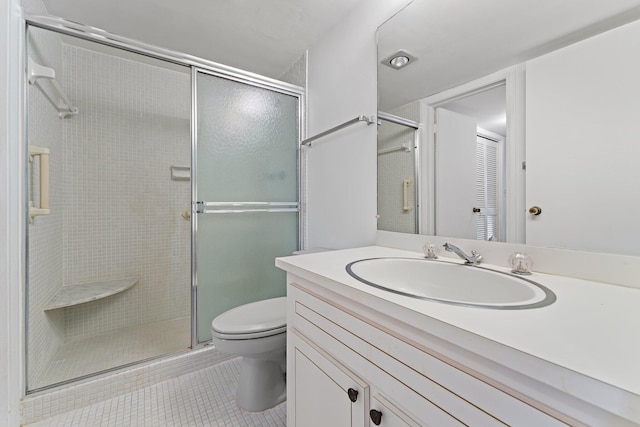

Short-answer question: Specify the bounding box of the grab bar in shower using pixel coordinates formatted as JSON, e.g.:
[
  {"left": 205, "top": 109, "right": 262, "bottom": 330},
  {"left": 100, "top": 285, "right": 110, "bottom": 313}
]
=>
[
  {"left": 29, "top": 145, "right": 51, "bottom": 222},
  {"left": 403, "top": 178, "right": 413, "bottom": 213},
  {"left": 301, "top": 115, "right": 375, "bottom": 147},
  {"left": 28, "top": 57, "right": 79, "bottom": 119}
]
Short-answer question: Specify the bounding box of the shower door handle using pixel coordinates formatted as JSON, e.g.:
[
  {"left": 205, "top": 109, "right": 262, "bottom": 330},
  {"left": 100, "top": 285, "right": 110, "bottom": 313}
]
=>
[{"left": 194, "top": 201, "right": 299, "bottom": 214}]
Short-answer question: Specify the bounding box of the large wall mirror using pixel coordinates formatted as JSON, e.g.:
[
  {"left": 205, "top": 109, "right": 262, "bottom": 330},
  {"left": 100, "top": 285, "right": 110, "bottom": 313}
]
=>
[{"left": 377, "top": 0, "right": 640, "bottom": 256}]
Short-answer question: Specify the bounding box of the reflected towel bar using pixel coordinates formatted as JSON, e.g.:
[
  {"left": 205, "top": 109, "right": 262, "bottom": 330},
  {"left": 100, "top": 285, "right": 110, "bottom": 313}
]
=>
[
  {"left": 301, "top": 115, "right": 375, "bottom": 147},
  {"left": 377, "top": 111, "right": 420, "bottom": 129},
  {"left": 377, "top": 142, "right": 412, "bottom": 155}
]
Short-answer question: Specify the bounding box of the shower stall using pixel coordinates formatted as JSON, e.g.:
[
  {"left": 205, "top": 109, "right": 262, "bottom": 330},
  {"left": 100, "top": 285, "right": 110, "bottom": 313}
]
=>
[{"left": 25, "top": 20, "right": 302, "bottom": 392}]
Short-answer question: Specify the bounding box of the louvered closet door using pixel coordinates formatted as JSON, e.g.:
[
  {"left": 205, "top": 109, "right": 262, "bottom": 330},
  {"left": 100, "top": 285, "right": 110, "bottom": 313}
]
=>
[{"left": 475, "top": 135, "right": 500, "bottom": 241}]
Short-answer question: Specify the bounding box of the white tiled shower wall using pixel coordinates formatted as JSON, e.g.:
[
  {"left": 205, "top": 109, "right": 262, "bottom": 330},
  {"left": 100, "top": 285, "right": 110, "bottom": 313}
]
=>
[
  {"left": 377, "top": 101, "right": 419, "bottom": 233},
  {"left": 278, "top": 53, "right": 306, "bottom": 88},
  {"left": 27, "top": 29, "right": 192, "bottom": 388},
  {"left": 60, "top": 44, "right": 192, "bottom": 341},
  {"left": 27, "top": 27, "right": 65, "bottom": 389}
]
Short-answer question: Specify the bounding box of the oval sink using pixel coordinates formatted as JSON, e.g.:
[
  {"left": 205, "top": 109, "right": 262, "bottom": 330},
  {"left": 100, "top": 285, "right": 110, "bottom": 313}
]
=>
[{"left": 346, "top": 258, "right": 555, "bottom": 309}]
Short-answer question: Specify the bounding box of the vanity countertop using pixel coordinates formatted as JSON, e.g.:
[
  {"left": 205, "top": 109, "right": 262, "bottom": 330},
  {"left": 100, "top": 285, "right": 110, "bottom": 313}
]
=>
[{"left": 276, "top": 245, "right": 640, "bottom": 422}]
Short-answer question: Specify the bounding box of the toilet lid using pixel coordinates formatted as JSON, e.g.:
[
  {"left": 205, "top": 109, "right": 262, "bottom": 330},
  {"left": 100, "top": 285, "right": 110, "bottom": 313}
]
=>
[{"left": 211, "top": 297, "right": 287, "bottom": 337}]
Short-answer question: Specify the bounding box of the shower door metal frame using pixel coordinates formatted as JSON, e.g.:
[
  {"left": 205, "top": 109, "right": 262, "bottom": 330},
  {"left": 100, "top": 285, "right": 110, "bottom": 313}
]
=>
[
  {"left": 191, "top": 66, "right": 303, "bottom": 348},
  {"left": 23, "top": 14, "right": 305, "bottom": 390}
]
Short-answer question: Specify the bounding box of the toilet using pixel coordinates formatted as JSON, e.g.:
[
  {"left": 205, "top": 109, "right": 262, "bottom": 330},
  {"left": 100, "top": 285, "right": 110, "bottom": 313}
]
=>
[{"left": 211, "top": 296, "right": 287, "bottom": 412}]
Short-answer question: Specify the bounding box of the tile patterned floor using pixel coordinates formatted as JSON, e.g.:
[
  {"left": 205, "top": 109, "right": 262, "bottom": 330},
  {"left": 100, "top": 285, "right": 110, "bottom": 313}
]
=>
[
  {"left": 30, "top": 357, "right": 287, "bottom": 426},
  {"left": 35, "top": 317, "right": 191, "bottom": 389}
]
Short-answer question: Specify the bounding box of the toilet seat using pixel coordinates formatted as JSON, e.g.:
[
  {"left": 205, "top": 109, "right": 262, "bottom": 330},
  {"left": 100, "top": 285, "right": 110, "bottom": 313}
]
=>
[{"left": 211, "top": 297, "right": 287, "bottom": 340}]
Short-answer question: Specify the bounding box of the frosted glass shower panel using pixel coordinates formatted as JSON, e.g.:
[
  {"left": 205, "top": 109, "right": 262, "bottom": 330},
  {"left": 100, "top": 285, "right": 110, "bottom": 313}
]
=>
[
  {"left": 197, "top": 73, "right": 299, "bottom": 202},
  {"left": 195, "top": 71, "right": 300, "bottom": 342},
  {"left": 196, "top": 212, "right": 298, "bottom": 342}
]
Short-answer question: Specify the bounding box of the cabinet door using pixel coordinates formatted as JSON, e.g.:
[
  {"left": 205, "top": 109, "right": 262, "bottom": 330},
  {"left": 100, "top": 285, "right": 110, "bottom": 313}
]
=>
[
  {"left": 370, "top": 394, "right": 422, "bottom": 427},
  {"left": 291, "top": 331, "right": 368, "bottom": 427}
]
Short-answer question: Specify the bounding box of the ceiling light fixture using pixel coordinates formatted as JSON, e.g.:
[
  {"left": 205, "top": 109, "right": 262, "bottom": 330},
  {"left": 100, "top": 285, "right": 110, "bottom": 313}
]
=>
[{"left": 381, "top": 50, "right": 417, "bottom": 70}]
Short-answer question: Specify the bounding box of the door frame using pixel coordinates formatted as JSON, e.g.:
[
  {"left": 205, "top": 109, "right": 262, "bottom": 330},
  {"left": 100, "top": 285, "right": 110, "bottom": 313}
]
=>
[{"left": 419, "top": 65, "right": 525, "bottom": 243}]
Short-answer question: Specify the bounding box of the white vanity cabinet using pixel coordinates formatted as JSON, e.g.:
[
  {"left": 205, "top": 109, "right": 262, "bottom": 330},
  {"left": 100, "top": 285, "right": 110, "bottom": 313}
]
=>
[
  {"left": 287, "top": 276, "right": 568, "bottom": 427},
  {"left": 290, "top": 331, "right": 460, "bottom": 426},
  {"left": 291, "top": 331, "right": 368, "bottom": 426}
]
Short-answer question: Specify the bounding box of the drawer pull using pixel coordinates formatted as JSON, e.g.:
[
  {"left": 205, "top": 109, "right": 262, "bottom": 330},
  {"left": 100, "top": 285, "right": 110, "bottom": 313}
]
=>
[
  {"left": 370, "top": 409, "right": 383, "bottom": 425},
  {"left": 347, "top": 388, "right": 359, "bottom": 402}
]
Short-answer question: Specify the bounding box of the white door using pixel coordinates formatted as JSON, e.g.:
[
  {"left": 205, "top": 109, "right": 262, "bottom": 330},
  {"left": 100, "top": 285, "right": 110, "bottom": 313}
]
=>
[
  {"left": 525, "top": 20, "right": 640, "bottom": 255},
  {"left": 435, "top": 108, "right": 477, "bottom": 239}
]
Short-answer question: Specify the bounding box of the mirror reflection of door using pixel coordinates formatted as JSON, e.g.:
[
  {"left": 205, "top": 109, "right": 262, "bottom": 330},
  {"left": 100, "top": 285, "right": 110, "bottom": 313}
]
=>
[
  {"left": 434, "top": 84, "right": 507, "bottom": 241},
  {"left": 435, "top": 108, "right": 477, "bottom": 239}
]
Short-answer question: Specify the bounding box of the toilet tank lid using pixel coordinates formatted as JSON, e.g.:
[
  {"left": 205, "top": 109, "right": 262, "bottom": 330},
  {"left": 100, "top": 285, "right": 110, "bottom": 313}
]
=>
[{"left": 211, "top": 297, "right": 287, "bottom": 335}]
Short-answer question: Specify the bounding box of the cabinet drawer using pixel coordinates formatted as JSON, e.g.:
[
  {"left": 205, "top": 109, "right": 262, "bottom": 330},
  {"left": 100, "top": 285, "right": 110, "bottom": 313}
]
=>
[{"left": 290, "top": 282, "right": 566, "bottom": 426}]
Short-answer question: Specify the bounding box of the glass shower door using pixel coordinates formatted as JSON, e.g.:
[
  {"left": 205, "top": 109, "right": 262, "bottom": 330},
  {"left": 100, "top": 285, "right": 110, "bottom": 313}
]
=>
[{"left": 194, "top": 70, "right": 300, "bottom": 343}]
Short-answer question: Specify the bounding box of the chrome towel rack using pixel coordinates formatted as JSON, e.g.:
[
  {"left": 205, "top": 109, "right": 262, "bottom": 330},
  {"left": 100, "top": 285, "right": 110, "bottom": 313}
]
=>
[
  {"left": 301, "top": 115, "right": 375, "bottom": 147},
  {"left": 377, "top": 111, "right": 419, "bottom": 129}
]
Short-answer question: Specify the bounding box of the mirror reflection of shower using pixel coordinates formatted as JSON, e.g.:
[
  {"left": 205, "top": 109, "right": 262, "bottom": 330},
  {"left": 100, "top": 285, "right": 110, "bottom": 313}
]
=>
[{"left": 26, "top": 26, "right": 191, "bottom": 391}]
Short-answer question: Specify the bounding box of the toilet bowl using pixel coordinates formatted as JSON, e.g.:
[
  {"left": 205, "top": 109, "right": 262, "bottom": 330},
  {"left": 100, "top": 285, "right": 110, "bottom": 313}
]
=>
[{"left": 211, "top": 296, "right": 287, "bottom": 412}]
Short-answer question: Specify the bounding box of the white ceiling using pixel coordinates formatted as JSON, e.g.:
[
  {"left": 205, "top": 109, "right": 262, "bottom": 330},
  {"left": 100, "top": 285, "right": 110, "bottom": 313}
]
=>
[
  {"left": 39, "top": 0, "right": 365, "bottom": 79},
  {"left": 442, "top": 85, "right": 506, "bottom": 137},
  {"left": 378, "top": 0, "right": 640, "bottom": 110}
]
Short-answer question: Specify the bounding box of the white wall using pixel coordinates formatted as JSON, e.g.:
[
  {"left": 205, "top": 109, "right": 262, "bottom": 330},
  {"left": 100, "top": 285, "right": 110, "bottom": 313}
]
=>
[
  {"left": 525, "top": 18, "right": 640, "bottom": 256},
  {"left": 1, "top": 0, "right": 24, "bottom": 424},
  {"left": 305, "top": 0, "right": 410, "bottom": 249}
]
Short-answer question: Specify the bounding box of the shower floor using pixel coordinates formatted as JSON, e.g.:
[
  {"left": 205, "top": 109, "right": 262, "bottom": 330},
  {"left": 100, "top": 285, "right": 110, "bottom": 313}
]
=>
[{"left": 34, "top": 317, "right": 191, "bottom": 389}]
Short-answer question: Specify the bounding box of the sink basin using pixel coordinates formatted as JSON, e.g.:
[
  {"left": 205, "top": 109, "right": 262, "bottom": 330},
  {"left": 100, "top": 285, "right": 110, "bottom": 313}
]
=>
[{"left": 346, "top": 258, "right": 556, "bottom": 309}]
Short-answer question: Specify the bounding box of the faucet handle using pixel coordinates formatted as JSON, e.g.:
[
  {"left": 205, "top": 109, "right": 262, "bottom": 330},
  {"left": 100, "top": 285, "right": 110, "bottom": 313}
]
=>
[
  {"left": 423, "top": 243, "right": 439, "bottom": 259},
  {"left": 509, "top": 252, "right": 533, "bottom": 275},
  {"left": 470, "top": 251, "right": 483, "bottom": 264}
]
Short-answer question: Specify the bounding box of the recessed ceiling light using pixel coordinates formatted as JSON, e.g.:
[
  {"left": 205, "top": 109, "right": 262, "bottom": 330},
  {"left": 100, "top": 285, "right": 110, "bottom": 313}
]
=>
[
  {"left": 381, "top": 50, "right": 417, "bottom": 70},
  {"left": 390, "top": 56, "right": 410, "bottom": 68}
]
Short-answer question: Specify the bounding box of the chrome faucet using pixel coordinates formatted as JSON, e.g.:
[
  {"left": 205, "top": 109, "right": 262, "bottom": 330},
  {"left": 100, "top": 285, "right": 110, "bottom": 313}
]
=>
[{"left": 443, "top": 243, "right": 482, "bottom": 265}]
